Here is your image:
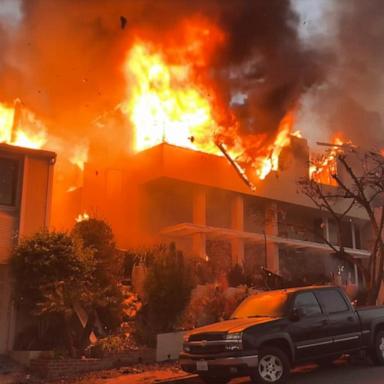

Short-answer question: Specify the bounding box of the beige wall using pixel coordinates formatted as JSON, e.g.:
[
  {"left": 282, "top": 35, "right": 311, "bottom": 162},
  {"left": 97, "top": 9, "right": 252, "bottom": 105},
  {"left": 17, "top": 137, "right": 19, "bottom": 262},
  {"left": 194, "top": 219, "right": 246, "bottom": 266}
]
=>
[
  {"left": 0, "top": 211, "right": 18, "bottom": 264},
  {"left": 0, "top": 147, "right": 55, "bottom": 354},
  {"left": 0, "top": 265, "right": 13, "bottom": 354},
  {"left": 19, "top": 156, "right": 52, "bottom": 237},
  {"left": 129, "top": 144, "right": 369, "bottom": 220}
]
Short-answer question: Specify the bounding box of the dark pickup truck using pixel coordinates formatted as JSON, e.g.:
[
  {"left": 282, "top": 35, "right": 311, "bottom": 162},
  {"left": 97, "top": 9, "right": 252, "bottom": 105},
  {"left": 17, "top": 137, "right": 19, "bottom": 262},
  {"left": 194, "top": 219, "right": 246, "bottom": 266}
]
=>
[{"left": 180, "top": 286, "right": 384, "bottom": 384}]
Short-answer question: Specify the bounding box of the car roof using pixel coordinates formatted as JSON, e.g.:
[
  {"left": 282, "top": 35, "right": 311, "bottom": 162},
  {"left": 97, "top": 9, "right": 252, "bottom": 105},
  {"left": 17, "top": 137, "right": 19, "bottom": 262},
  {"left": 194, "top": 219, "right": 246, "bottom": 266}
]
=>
[{"left": 255, "top": 285, "right": 336, "bottom": 296}]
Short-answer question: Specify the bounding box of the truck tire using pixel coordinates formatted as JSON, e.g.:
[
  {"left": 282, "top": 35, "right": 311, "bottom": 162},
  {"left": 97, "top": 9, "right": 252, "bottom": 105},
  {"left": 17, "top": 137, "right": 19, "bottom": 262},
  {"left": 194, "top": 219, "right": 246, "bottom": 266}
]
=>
[
  {"left": 198, "top": 375, "right": 229, "bottom": 384},
  {"left": 250, "top": 346, "right": 290, "bottom": 384},
  {"left": 370, "top": 330, "right": 384, "bottom": 366}
]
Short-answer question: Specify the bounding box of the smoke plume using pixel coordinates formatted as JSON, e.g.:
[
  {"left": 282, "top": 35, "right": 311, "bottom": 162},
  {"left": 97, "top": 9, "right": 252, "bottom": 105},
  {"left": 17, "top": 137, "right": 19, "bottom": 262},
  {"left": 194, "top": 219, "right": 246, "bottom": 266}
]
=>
[
  {"left": 295, "top": 0, "right": 384, "bottom": 150},
  {"left": 0, "top": 0, "right": 325, "bottom": 149}
]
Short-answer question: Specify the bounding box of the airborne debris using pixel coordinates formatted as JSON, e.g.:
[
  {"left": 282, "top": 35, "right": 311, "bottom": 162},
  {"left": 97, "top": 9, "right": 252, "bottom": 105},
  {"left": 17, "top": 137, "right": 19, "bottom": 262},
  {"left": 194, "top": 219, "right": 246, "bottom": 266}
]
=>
[{"left": 120, "top": 16, "right": 128, "bottom": 30}]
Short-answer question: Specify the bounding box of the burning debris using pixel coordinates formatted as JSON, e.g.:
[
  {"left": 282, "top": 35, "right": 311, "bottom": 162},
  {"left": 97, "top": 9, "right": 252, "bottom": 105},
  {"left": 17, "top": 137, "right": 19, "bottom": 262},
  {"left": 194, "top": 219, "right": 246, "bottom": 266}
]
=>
[
  {"left": 309, "top": 136, "right": 356, "bottom": 186},
  {"left": 215, "top": 140, "right": 256, "bottom": 191}
]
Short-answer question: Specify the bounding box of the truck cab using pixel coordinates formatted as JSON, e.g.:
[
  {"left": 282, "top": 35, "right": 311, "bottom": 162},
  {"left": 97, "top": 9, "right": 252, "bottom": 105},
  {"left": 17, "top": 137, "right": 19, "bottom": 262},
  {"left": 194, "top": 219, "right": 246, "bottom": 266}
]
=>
[{"left": 180, "top": 286, "right": 384, "bottom": 384}]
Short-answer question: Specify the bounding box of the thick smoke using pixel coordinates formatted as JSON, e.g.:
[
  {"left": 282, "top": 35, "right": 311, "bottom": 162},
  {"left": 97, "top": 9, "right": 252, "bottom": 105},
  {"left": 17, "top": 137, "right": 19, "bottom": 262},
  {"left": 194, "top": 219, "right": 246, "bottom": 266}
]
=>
[
  {"left": 0, "top": 0, "right": 325, "bottom": 150},
  {"left": 1, "top": 0, "right": 381, "bottom": 154},
  {"left": 295, "top": 0, "right": 384, "bottom": 150}
]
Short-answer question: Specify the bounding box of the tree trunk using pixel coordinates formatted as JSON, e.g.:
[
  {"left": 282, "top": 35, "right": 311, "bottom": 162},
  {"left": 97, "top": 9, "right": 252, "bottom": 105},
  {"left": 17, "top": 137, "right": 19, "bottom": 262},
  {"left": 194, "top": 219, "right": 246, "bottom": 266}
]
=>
[
  {"left": 63, "top": 313, "right": 76, "bottom": 358},
  {"left": 79, "top": 309, "right": 97, "bottom": 353}
]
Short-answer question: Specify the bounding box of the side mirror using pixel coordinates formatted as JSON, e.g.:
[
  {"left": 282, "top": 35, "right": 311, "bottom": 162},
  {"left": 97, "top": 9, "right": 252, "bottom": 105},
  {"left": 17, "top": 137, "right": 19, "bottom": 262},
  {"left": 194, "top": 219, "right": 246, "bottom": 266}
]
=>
[{"left": 290, "top": 307, "right": 305, "bottom": 321}]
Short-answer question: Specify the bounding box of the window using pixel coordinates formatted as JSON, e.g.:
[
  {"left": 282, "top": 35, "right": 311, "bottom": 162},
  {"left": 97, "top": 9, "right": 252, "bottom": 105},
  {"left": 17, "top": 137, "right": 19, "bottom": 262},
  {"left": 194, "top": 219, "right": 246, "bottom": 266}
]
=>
[
  {"left": 315, "top": 290, "right": 349, "bottom": 314},
  {"left": 294, "top": 292, "right": 322, "bottom": 317},
  {"left": 0, "top": 157, "right": 19, "bottom": 206}
]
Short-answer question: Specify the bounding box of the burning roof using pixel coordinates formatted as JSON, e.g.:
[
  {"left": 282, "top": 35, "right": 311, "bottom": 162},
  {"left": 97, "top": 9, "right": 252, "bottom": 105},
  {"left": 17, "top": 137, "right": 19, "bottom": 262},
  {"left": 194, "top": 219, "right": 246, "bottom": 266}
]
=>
[{"left": 0, "top": 1, "right": 383, "bottom": 224}]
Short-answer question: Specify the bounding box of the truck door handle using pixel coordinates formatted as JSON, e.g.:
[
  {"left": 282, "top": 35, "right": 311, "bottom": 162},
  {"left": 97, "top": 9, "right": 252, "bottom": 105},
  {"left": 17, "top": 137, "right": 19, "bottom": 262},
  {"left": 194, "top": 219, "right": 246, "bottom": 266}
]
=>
[
  {"left": 347, "top": 316, "right": 354, "bottom": 322},
  {"left": 322, "top": 319, "right": 329, "bottom": 325}
]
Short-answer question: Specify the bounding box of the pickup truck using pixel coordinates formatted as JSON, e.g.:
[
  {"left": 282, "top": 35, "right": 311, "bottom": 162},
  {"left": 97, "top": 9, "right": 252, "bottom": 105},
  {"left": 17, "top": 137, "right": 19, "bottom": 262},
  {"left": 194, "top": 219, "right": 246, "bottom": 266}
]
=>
[{"left": 180, "top": 285, "right": 384, "bottom": 384}]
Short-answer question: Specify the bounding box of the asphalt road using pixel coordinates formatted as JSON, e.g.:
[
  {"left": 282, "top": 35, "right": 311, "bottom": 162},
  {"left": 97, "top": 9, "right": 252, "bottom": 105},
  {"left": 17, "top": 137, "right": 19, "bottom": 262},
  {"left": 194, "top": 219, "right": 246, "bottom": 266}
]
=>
[{"left": 191, "top": 360, "right": 384, "bottom": 384}]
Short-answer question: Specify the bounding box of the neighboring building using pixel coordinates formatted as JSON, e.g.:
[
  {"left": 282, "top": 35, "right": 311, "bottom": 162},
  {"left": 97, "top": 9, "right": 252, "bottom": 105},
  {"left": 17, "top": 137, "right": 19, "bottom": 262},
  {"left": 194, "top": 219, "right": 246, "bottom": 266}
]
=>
[
  {"left": 0, "top": 143, "right": 55, "bottom": 354},
  {"left": 70, "top": 136, "right": 371, "bottom": 288}
]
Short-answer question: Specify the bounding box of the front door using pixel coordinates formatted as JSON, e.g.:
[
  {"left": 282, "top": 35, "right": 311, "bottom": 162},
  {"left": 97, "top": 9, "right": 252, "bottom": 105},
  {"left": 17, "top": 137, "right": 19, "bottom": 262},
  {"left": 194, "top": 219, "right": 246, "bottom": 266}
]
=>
[{"left": 289, "top": 291, "right": 332, "bottom": 361}]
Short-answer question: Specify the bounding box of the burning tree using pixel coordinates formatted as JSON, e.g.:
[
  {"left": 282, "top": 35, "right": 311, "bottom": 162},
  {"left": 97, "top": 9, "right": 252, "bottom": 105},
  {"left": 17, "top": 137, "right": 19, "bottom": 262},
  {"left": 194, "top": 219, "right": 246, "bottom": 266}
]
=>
[{"left": 298, "top": 145, "right": 384, "bottom": 304}]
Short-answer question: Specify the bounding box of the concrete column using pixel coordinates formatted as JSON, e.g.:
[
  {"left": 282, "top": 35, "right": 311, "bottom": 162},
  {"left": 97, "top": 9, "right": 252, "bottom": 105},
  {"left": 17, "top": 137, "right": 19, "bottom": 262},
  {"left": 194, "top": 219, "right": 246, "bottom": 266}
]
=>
[
  {"left": 324, "top": 217, "right": 330, "bottom": 243},
  {"left": 354, "top": 263, "right": 359, "bottom": 287},
  {"left": 265, "top": 202, "right": 280, "bottom": 274},
  {"left": 231, "top": 194, "right": 244, "bottom": 265},
  {"left": 192, "top": 187, "right": 207, "bottom": 259},
  {"left": 351, "top": 221, "right": 356, "bottom": 249}
]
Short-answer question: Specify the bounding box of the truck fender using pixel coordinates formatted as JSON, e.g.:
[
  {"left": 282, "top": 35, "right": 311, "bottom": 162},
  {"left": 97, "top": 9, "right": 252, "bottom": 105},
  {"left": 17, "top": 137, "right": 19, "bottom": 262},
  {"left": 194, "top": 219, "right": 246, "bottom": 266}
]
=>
[{"left": 252, "top": 332, "right": 295, "bottom": 361}]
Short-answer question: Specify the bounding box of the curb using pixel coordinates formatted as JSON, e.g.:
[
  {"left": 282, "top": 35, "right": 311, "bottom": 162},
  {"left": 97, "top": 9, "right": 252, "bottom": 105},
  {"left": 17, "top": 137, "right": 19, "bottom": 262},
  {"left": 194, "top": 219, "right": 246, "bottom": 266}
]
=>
[{"left": 155, "top": 374, "right": 198, "bottom": 383}]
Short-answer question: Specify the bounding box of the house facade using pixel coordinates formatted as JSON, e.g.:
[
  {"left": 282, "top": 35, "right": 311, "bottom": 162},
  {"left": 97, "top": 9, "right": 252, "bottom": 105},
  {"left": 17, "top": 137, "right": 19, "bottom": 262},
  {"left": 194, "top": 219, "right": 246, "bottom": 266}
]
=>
[
  {"left": 0, "top": 144, "right": 55, "bottom": 354},
  {"left": 65, "top": 136, "right": 371, "bottom": 288}
]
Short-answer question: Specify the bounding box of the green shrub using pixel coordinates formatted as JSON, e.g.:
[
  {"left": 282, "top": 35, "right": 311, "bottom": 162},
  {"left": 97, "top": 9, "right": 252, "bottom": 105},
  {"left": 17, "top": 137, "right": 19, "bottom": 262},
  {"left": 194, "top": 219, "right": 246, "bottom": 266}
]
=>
[
  {"left": 72, "top": 219, "right": 124, "bottom": 332},
  {"left": 12, "top": 231, "right": 91, "bottom": 315},
  {"left": 134, "top": 244, "right": 194, "bottom": 346},
  {"left": 11, "top": 230, "right": 95, "bottom": 356}
]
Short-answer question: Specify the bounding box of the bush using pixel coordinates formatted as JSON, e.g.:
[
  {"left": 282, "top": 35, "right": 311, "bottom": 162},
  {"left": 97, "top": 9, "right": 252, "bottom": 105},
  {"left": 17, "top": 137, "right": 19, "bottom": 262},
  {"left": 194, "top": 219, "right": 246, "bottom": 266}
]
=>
[
  {"left": 179, "top": 284, "right": 248, "bottom": 329},
  {"left": 11, "top": 230, "right": 95, "bottom": 356},
  {"left": 72, "top": 219, "right": 124, "bottom": 332},
  {"left": 12, "top": 231, "right": 90, "bottom": 315},
  {"left": 86, "top": 334, "right": 130, "bottom": 358},
  {"left": 11, "top": 225, "right": 125, "bottom": 356},
  {"left": 72, "top": 218, "right": 118, "bottom": 281},
  {"left": 134, "top": 244, "right": 194, "bottom": 346}
]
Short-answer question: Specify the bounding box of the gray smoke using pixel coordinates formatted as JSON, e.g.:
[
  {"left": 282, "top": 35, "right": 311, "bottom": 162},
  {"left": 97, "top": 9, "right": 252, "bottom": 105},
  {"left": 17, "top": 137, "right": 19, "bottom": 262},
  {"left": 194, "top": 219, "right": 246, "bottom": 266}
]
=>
[{"left": 296, "top": 0, "right": 384, "bottom": 150}]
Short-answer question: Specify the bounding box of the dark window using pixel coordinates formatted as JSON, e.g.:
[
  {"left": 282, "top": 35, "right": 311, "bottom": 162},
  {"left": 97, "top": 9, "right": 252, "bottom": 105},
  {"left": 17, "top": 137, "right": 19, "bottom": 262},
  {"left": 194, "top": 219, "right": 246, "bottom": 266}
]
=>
[
  {"left": 354, "top": 225, "right": 361, "bottom": 249},
  {"left": 294, "top": 292, "right": 322, "bottom": 317},
  {"left": 340, "top": 221, "right": 353, "bottom": 248},
  {"left": 0, "top": 157, "right": 19, "bottom": 206},
  {"left": 315, "top": 290, "right": 349, "bottom": 314},
  {"left": 313, "top": 218, "right": 325, "bottom": 243}
]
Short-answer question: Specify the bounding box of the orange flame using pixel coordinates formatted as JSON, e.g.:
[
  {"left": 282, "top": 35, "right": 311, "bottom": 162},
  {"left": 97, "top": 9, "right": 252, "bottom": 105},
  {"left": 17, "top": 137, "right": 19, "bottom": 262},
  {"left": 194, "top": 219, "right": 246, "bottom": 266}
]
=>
[
  {"left": 310, "top": 134, "right": 350, "bottom": 185},
  {"left": 0, "top": 100, "right": 47, "bottom": 149},
  {"left": 122, "top": 18, "right": 227, "bottom": 156},
  {"left": 122, "top": 19, "right": 295, "bottom": 183},
  {"left": 75, "top": 212, "right": 90, "bottom": 223},
  {"left": 70, "top": 143, "right": 89, "bottom": 171}
]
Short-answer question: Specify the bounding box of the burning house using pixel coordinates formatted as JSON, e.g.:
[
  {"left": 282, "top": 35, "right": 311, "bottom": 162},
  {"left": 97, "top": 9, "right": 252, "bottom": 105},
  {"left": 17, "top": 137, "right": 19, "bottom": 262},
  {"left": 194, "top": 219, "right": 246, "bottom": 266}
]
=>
[
  {"left": 73, "top": 137, "right": 371, "bottom": 285},
  {"left": 0, "top": 0, "right": 383, "bottom": 353}
]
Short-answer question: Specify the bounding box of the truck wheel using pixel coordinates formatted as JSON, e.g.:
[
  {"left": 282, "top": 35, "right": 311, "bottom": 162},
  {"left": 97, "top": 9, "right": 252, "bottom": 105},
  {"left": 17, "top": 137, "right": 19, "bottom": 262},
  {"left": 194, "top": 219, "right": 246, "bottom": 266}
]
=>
[
  {"left": 198, "top": 375, "right": 229, "bottom": 384},
  {"left": 250, "top": 346, "right": 290, "bottom": 384},
  {"left": 370, "top": 330, "right": 384, "bottom": 365}
]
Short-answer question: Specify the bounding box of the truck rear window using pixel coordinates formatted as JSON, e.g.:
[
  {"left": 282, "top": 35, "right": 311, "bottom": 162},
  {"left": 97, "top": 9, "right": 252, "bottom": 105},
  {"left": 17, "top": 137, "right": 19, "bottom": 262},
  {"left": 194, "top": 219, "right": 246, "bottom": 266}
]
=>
[{"left": 315, "top": 290, "right": 349, "bottom": 313}]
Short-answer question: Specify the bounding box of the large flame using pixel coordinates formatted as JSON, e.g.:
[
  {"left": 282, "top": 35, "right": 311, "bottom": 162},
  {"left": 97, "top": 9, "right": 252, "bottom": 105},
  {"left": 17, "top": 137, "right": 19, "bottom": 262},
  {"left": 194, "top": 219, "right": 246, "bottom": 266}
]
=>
[
  {"left": 122, "top": 18, "right": 228, "bottom": 156},
  {"left": 0, "top": 101, "right": 47, "bottom": 149},
  {"left": 122, "top": 18, "right": 296, "bottom": 183}
]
